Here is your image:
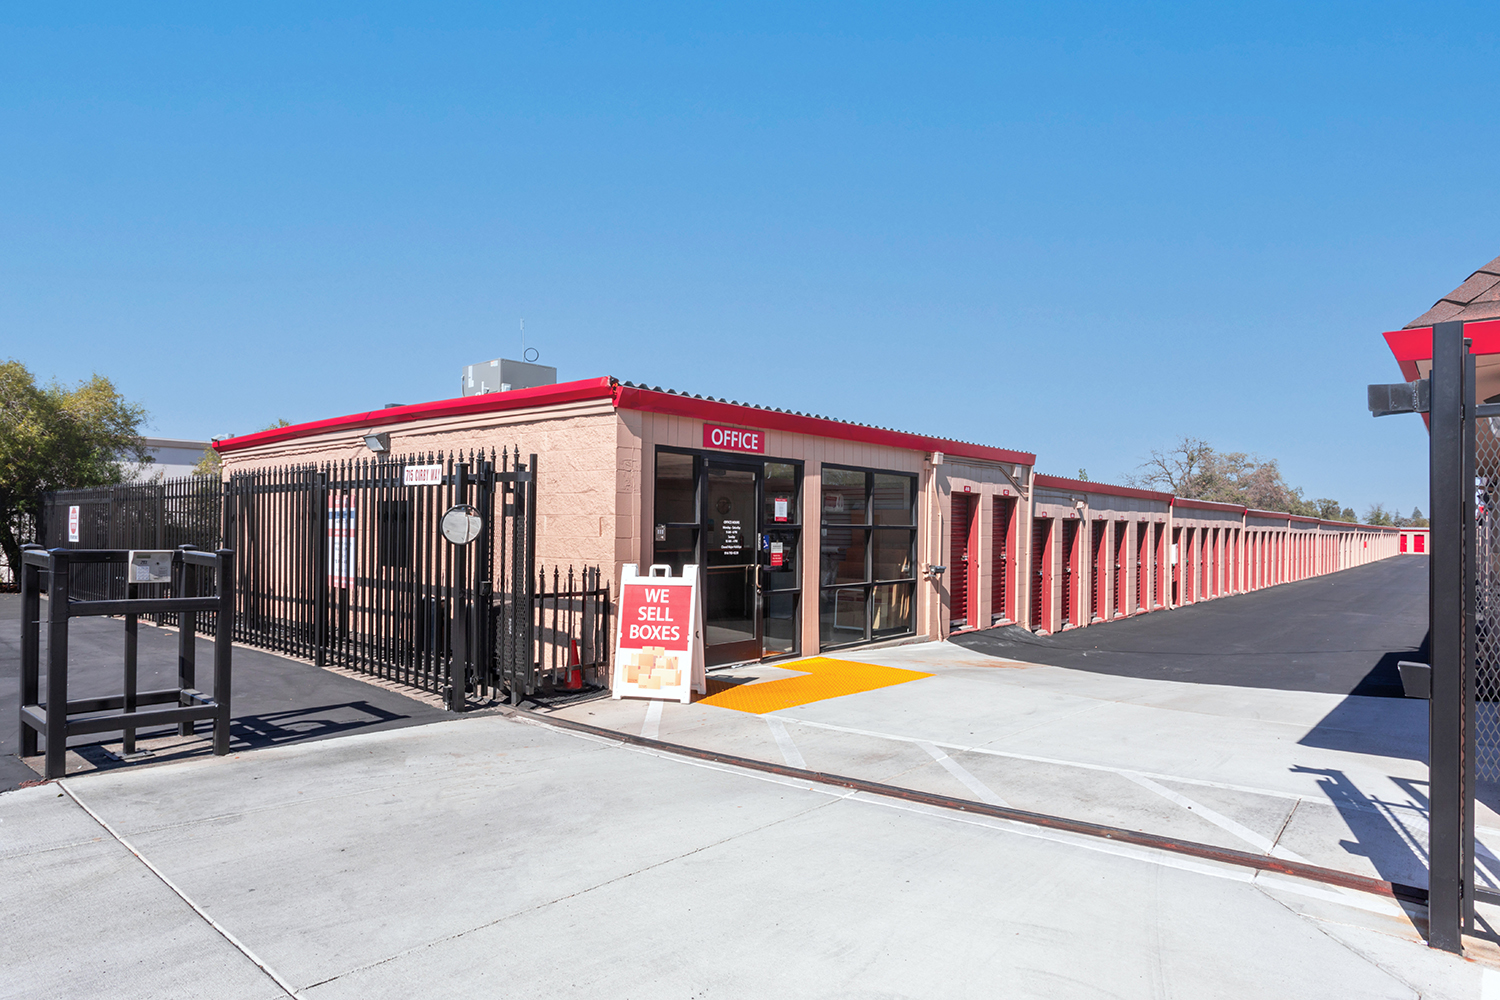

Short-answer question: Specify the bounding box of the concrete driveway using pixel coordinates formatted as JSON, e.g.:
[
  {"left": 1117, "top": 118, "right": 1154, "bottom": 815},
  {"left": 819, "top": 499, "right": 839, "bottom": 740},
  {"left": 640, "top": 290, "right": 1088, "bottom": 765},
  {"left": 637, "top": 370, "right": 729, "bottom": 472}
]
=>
[{"left": 3, "top": 708, "right": 1493, "bottom": 999}]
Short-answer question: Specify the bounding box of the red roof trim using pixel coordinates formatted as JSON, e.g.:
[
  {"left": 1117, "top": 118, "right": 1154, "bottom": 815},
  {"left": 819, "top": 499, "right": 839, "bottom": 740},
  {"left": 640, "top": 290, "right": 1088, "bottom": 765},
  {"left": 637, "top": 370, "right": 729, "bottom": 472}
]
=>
[
  {"left": 215, "top": 375, "right": 1039, "bottom": 465},
  {"left": 1032, "top": 474, "right": 1171, "bottom": 503},
  {"left": 613, "top": 386, "right": 1037, "bottom": 465},
  {"left": 1171, "top": 497, "right": 1247, "bottom": 514},
  {"left": 1383, "top": 319, "right": 1500, "bottom": 382},
  {"left": 215, "top": 377, "right": 618, "bottom": 453}
]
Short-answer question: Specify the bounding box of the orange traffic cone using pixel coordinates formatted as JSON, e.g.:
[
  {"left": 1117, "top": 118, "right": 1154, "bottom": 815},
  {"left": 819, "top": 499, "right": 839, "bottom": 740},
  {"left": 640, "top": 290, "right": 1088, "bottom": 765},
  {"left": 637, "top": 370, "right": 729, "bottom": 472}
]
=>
[{"left": 566, "top": 639, "right": 584, "bottom": 690}]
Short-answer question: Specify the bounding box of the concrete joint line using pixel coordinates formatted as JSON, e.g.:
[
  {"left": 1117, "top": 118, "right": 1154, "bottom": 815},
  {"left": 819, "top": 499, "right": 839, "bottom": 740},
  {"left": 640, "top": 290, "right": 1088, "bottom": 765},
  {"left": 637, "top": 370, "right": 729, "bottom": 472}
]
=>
[
  {"left": 916, "top": 741, "right": 1009, "bottom": 807},
  {"left": 58, "top": 781, "right": 306, "bottom": 1000}
]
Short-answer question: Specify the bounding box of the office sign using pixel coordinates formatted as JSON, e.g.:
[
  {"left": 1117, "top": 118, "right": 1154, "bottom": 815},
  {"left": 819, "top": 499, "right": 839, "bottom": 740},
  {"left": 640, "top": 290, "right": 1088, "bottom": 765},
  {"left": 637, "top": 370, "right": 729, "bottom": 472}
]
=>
[
  {"left": 702, "top": 423, "right": 765, "bottom": 454},
  {"left": 613, "top": 563, "right": 706, "bottom": 704}
]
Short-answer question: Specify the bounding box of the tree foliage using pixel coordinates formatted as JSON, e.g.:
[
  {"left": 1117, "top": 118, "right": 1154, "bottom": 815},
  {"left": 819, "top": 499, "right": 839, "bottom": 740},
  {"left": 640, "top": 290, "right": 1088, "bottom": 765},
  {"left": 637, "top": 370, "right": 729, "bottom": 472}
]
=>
[
  {"left": 1125, "top": 437, "right": 1351, "bottom": 519},
  {"left": 0, "top": 361, "right": 149, "bottom": 576},
  {"left": 192, "top": 419, "right": 289, "bottom": 478}
]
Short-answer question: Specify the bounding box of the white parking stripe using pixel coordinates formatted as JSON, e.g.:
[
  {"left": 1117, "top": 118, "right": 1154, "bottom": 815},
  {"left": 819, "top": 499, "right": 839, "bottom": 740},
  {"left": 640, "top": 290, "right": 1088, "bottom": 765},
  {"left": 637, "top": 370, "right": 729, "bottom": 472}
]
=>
[
  {"left": 1120, "top": 771, "right": 1292, "bottom": 858},
  {"left": 765, "top": 716, "right": 807, "bottom": 769},
  {"left": 641, "top": 700, "right": 663, "bottom": 740},
  {"left": 917, "top": 741, "right": 1010, "bottom": 806},
  {"left": 777, "top": 715, "right": 1308, "bottom": 803}
]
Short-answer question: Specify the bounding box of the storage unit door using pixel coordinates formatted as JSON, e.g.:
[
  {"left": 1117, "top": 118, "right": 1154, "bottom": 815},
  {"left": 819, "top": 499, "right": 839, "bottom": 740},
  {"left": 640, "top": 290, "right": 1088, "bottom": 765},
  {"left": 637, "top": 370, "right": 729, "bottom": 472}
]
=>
[
  {"left": 1031, "top": 518, "right": 1050, "bottom": 631},
  {"left": 992, "top": 497, "right": 1015, "bottom": 620},
  {"left": 950, "top": 494, "right": 972, "bottom": 627},
  {"left": 1060, "top": 520, "right": 1078, "bottom": 626}
]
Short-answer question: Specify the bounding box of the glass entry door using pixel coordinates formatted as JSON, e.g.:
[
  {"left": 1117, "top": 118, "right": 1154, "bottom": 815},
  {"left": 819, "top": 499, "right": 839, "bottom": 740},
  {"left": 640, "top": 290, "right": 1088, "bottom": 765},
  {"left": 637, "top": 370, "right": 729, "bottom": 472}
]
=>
[
  {"left": 652, "top": 449, "right": 803, "bottom": 666},
  {"left": 703, "top": 462, "right": 761, "bottom": 663}
]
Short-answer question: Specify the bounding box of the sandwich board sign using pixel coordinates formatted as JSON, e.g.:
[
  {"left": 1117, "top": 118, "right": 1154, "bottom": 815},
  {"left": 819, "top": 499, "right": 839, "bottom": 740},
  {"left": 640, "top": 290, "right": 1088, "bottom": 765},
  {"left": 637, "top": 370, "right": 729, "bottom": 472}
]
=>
[{"left": 612, "top": 563, "right": 706, "bottom": 704}]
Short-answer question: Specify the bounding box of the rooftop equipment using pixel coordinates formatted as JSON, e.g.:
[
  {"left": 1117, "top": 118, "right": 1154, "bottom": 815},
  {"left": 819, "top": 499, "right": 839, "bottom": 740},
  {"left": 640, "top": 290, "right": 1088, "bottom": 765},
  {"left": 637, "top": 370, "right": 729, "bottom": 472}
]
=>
[{"left": 462, "top": 358, "right": 557, "bottom": 396}]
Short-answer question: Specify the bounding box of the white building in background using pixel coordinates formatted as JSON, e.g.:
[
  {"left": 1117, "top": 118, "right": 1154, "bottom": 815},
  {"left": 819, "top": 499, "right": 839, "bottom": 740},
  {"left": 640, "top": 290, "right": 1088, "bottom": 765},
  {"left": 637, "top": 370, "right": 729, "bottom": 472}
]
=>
[{"left": 131, "top": 437, "right": 211, "bottom": 481}]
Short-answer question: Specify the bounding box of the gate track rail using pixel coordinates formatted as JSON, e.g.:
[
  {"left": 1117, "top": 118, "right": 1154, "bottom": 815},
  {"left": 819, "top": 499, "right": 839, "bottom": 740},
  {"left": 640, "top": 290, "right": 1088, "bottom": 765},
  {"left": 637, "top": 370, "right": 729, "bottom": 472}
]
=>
[{"left": 511, "top": 707, "right": 1431, "bottom": 907}]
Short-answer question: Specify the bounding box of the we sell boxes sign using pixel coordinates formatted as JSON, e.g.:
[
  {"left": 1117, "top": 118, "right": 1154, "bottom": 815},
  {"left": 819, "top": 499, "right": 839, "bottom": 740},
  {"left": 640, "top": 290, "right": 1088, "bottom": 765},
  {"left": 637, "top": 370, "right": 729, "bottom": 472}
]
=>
[{"left": 612, "top": 564, "right": 706, "bottom": 704}]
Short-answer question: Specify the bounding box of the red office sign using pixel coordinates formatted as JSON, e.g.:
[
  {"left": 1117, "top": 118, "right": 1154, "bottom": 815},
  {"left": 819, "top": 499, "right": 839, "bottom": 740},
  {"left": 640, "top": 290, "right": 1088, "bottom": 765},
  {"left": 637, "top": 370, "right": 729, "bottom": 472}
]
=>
[{"left": 703, "top": 423, "right": 764, "bottom": 453}]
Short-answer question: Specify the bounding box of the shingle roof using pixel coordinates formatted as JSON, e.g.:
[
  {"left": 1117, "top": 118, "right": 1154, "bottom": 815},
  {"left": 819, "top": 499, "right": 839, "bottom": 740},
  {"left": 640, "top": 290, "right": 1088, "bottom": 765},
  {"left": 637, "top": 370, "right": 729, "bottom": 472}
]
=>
[{"left": 1405, "top": 254, "right": 1500, "bottom": 328}]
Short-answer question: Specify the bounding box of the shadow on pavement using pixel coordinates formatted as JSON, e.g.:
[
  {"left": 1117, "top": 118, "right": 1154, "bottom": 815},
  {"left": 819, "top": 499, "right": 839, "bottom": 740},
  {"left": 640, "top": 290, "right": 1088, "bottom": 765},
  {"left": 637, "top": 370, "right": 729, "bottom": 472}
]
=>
[
  {"left": 0, "top": 593, "right": 451, "bottom": 792},
  {"left": 231, "top": 700, "right": 412, "bottom": 748}
]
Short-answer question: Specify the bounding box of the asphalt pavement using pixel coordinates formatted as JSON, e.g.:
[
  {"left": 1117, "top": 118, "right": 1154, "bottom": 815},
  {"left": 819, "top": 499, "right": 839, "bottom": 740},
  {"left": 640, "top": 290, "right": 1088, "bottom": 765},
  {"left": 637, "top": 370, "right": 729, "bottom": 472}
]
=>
[
  {"left": 951, "top": 555, "right": 1428, "bottom": 696},
  {"left": 0, "top": 593, "right": 450, "bottom": 792}
]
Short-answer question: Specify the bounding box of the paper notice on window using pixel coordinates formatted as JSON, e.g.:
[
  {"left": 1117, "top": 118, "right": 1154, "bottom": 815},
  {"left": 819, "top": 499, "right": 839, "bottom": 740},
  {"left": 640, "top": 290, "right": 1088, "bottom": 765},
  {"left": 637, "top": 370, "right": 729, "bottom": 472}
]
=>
[
  {"left": 774, "top": 497, "right": 789, "bottom": 522},
  {"left": 770, "top": 541, "right": 784, "bottom": 567}
]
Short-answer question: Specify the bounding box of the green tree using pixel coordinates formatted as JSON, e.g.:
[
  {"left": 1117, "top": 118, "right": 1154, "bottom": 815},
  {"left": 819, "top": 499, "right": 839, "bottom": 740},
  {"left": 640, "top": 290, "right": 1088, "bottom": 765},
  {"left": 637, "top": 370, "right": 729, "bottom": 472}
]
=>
[
  {"left": 1313, "top": 498, "right": 1344, "bottom": 520},
  {"left": 192, "top": 445, "right": 221, "bottom": 477},
  {"left": 0, "top": 361, "right": 149, "bottom": 575},
  {"left": 191, "top": 419, "right": 288, "bottom": 478},
  {"left": 1363, "top": 503, "right": 1395, "bottom": 527},
  {"left": 1408, "top": 507, "right": 1429, "bottom": 528},
  {"left": 1126, "top": 436, "right": 1341, "bottom": 518},
  {"left": 1077, "top": 468, "right": 1089, "bottom": 482}
]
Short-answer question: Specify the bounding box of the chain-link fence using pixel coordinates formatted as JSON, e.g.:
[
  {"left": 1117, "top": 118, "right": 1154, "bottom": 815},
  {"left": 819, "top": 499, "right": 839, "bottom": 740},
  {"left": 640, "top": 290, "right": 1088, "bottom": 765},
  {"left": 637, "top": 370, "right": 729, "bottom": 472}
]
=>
[{"left": 1474, "top": 417, "right": 1500, "bottom": 781}]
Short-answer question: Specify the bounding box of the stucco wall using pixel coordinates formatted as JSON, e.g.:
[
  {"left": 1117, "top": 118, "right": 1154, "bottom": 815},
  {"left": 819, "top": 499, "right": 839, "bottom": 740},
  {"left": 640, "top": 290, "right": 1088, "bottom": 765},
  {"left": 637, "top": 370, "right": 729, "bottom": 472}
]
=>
[{"left": 218, "top": 398, "right": 624, "bottom": 576}]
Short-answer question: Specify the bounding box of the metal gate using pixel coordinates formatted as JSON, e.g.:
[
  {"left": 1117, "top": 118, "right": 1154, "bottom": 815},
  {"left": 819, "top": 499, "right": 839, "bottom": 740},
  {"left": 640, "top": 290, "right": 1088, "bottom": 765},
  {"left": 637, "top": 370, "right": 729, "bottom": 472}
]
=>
[
  {"left": 223, "top": 449, "right": 534, "bottom": 710},
  {"left": 38, "top": 450, "right": 606, "bottom": 710},
  {"left": 1371, "top": 320, "right": 1496, "bottom": 952}
]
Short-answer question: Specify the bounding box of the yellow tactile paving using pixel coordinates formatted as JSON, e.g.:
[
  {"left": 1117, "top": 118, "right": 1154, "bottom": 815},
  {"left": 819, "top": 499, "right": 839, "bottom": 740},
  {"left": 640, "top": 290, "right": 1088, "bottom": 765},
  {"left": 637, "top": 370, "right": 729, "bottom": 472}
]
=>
[{"left": 699, "top": 657, "right": 932, "bottom": 714}]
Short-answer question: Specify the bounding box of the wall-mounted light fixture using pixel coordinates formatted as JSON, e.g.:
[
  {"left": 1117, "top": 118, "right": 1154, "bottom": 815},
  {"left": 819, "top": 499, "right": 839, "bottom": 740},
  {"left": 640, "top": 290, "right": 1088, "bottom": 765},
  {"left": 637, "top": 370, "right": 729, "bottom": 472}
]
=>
[{"left": 363, "top": 432, "right": 391, "bottom": 453}]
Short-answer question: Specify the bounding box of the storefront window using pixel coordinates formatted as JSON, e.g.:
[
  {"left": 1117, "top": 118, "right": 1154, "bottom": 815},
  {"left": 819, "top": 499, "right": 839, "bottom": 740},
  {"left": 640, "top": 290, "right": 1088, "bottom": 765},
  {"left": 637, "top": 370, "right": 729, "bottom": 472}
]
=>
[
  {"left": 819, "top": 464, "right": 918, "bottom": 648},
  {"left": 655, "top": 452, "right": 696, "bottom": 524},
  {"left": 871, "top": 474, "right": 914, "bottom": 525}
]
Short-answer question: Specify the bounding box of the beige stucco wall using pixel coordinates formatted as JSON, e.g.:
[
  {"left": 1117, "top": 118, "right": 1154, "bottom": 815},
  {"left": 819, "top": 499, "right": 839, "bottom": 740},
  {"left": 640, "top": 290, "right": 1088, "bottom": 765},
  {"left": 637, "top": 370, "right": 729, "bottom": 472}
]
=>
[{"left": 218, "top": 398, "right": 625, "bottom": 576}]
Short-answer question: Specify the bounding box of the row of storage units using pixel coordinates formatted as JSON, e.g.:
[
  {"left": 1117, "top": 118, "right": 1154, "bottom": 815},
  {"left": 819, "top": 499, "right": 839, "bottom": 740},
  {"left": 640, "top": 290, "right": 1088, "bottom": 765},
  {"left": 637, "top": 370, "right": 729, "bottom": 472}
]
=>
[
  {"left": 943, "top": 473, "right": 1404, "bottom": 636},
  {"left": 210, "top": 376, "right": 1408, "bottom": 662}
]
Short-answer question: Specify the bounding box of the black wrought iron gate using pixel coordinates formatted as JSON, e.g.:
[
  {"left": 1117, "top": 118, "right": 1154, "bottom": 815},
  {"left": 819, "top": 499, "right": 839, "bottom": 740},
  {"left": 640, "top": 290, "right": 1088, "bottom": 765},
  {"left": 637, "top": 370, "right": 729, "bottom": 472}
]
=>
[{"left": 223, "top": 448, "right": 536, "bottom": 711}]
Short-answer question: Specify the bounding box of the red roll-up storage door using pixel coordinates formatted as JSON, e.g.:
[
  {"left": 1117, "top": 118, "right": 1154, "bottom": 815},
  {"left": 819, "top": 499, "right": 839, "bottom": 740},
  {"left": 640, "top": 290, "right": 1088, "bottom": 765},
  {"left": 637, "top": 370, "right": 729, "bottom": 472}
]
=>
[{"left": 950, "top": 494, "right": 972, "bottom": 627}]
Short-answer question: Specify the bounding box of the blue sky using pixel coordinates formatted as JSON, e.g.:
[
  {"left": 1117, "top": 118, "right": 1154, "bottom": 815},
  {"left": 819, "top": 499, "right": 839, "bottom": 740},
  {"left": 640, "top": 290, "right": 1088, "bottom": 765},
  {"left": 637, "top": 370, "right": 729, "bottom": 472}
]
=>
[{"left": 3, "top": 3, "right": 1494, "bottom": 516}]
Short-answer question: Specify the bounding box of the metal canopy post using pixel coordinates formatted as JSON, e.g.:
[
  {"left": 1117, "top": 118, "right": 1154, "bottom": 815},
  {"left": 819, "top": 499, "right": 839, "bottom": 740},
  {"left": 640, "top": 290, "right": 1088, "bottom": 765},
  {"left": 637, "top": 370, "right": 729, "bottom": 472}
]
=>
[{"left": 1428, "top": 320, "right": 1466, "bottom": 953}]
